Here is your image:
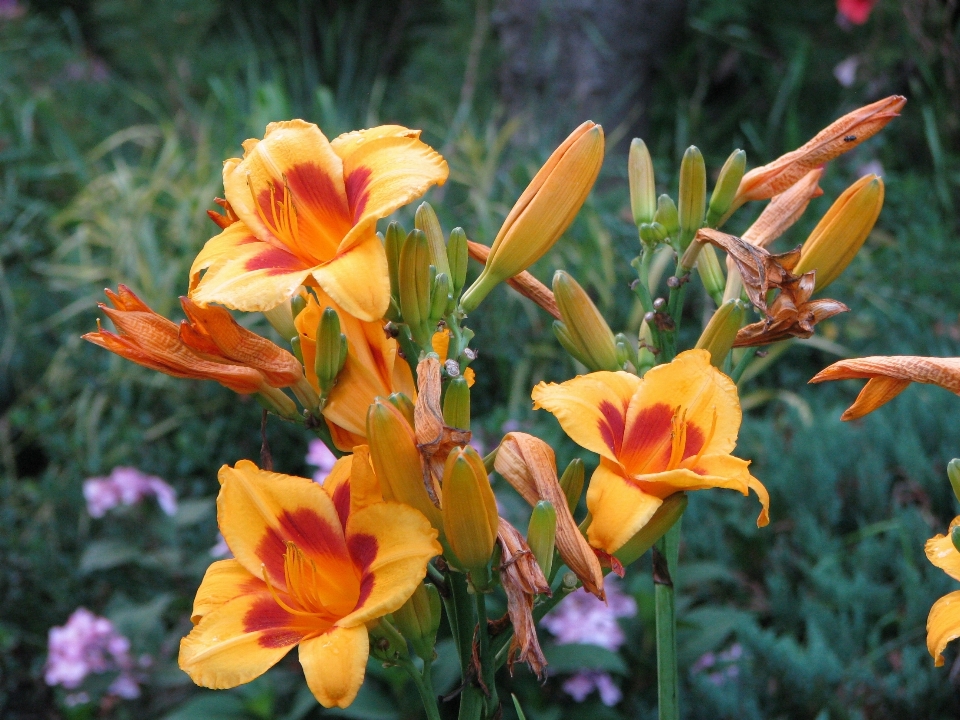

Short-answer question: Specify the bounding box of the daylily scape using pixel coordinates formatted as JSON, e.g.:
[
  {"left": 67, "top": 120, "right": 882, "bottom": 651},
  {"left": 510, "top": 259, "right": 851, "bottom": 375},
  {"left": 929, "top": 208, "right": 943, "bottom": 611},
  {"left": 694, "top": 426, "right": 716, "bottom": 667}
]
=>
[{"left": 84, "top": 99, "right": 939, "bottom": 719}]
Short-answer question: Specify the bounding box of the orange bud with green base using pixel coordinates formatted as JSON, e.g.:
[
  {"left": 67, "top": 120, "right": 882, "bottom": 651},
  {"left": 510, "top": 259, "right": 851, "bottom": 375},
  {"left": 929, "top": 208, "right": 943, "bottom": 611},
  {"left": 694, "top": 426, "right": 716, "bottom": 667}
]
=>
[{"left": 441, "top": 446, "right": 498, "bottom": 586}]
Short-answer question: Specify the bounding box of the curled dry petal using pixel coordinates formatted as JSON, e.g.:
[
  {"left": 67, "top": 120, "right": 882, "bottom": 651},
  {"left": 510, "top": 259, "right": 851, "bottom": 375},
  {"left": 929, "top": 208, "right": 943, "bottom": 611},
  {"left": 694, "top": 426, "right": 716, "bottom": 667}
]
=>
[
  {"left": 494, "top": 432, "right": 605, "bottom": 599},
  {"left": 414, "top": 357, "right": 471, "bottom": 486},
  {"left": 810, "top": 355, "right": 960, "bottom": 420},
  {"left": 466, "top": 240, "right": 561, "bottom": 320},
  {"left": 497, "top": 518, "right": 549, "bottom": 677},
  {"left": 733, "top": 95, "right": 905, "bottom": 206},
  {"left": 741, "top": 168, "right": 824, "bottom": 249}
]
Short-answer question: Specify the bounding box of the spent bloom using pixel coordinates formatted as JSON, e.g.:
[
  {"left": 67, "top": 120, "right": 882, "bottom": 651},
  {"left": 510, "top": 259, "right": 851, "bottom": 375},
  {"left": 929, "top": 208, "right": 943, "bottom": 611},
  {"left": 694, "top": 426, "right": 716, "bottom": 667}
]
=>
[
  {"left": 83, "top": 467, "right": 177, "bottom": 518},
  {"left": 45, "top": 608, "right": 141, "bottom": 700},
  {"left": 541, "top": 576, "right": 637, "bottom": 705}
]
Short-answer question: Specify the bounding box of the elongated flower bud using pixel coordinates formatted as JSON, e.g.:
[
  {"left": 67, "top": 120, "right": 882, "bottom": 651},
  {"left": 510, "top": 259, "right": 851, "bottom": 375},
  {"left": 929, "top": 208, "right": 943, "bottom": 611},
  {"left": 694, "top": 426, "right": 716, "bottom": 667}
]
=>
[
  {"left": 447, "top": 227, "right": 469, "bottom": 297},
  {"left": 614, "top": 493, "right": 688, "bottom": 567},
  {"left": 553, "top": 321, "right": 590, "bottom": 368},
  {"left": 262, "top": 298, "right": 297, "bottom": 343},
  {"left": 429, "top": 272, "right": 450, "bottom": 325},
  {"left": 442, "top": 446, "right": 499, "bottom": 586},
  {"left": 392, "top": 582, "right": 441, "bottom": 662},
  {"left": 794, "top": 174, "right": 884, "bottom": 291},
  {"left": 948, "top": 459, "right": 960, "bottom": 504},
  {"left": 655, "top": 194, "right": 680, "bottom": 239},
  {"left": 442, "top": 376, "right": 471, "bottom": 430},
  {"left": 706, "top": 149, "right": 746, "bottom": 227},
  {"left": 697, "top": 244, "right": 726, "bottom": 306},
  {"left": 615, "top": 333, "right": 635, "bottom": 370},
  {"left": 399, "top": 229, "right": 433, "bottom": 346},
  {"left": 384, "top": 223, "right": 405, "bottom": 321},
  {"left": 629, "top": 138, "right": 656, "bottom": 227},
  {"left": 552, "top": 270, "right": 619, "bottom": 372},
  {"left": 366, "top": 399, "right": 443, "bottom": 533},
  {"left": 558, "top": 458, "right": 584, "bottom": 514},
  {"left": 678, "top": 146, "right": 706, "bottom": 251},
  {"left": 695, "top": 299, "right": 745, "bottom": 367},
  {"left": 527, "top": 501, "right": 557, "bottom": 578},
  {"left": 314, "top": 307, "right": 347, "bottom": 396},
  {"left": 415, "top": 202, "right": 451, "bottom": 280},
  {"left": 387, "top": 392, "right": 416, "bottom": 427},
  {"left": 460, "top": 121, "right": 604, "bottom": 312}
]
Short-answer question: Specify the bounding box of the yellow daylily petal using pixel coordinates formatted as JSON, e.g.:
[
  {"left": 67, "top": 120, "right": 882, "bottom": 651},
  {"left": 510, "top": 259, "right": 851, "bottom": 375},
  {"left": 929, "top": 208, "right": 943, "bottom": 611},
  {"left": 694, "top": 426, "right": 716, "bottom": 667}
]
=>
[
  {"left": 319, "top": 455, "right": 354, "bottom": 525},
  {"left": 311, "top": 232, "right": 390, "bottom": 322},
  {"left": 299, "top": 625, "right": 369, "bottom": 708},
  {"left": 189, "top": 222, "right": 314, "bottom": 313},
  {"left": 585, "top": 458, "right": 663, "bottom": 555},
  {"left": 532, "top": 371, "right": 642, "bottom": 463},
  {"left": 223, "top": 120, "right": 351, "bottom": 262},
  {"left": 928, "top": 590, "right": 960, "bottom": 667},
  {"left": 190, "top": 559, "right": 263, "bottom": 624},
  {"left": 926, "top": 517, "right": 960, "bottom": 582},
  {"left": 179, "top": 591, "right": 313, "bottom": 689},
  {"left": 338, "top": 501, "right": 441, "bottom": 628},
  {"left": 330, "top": 127, "right": 449, "bottom": 251}
]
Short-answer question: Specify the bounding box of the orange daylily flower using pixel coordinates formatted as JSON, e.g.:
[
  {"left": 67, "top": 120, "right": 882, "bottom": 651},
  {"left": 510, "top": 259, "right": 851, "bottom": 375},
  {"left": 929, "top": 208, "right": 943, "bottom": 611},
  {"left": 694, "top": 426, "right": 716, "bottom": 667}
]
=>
[
  {"left": 809, "top": 356, "right": 960, "bottom": 420},
  {"left": 84, "top": 285, "right": 305, "bottom": 399},
  {"left": 532, "top": 349, "right": 769, "bottom": 554},
  {"left": 295, "top": 289, "right": 416, "bottom": 450},
  {"left": 924, "top": 517, "right": 960, "bottom": 666},
  {"left": 179, "top": 459, "right": 440, "bottom": 708},
  {"left": 732, "top": 95, "right": 905, "bottom": 208},
  {"left": 189, "top": 121, "right": 448, "bottom": 322}
]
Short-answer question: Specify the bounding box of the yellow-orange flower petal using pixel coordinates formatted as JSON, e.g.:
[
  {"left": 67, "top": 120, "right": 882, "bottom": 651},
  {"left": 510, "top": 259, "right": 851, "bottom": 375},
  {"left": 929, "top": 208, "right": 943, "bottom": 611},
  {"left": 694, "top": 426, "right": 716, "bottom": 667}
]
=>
[
  {"left": 585, "top": 459, "right": 663, "bottom": 554},
  {"left": 190, "top": 559, "right": 263, "bottom": 624},
  {"left": 810, "top": 355, "right": 960, "bottom": 420},
  {"left": 310, "top": 231, "right": 391, "bottom": 322},
  {"left": 928, "top": 590, "right": 960, "bottom": 667},
  {"left": 299, "top": 625, "right": 369, "bottom": 708},
  {"left": 532, "top": 371, "right": 641, "bottom": 463},
  {"left": 926, "top": 517, "right": 960, "bottom": 583}
]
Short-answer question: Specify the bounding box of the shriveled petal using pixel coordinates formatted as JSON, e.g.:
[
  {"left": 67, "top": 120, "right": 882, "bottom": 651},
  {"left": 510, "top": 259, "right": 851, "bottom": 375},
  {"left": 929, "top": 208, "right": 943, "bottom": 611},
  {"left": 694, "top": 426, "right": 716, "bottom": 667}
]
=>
[
  {"left": 928, "top": 591, "right": 960, "bottom": 667},
  {"left": 216, "top": 461, "right": 357, "bottom": 613},
  {"left": 190, "top": 559, "right": 264, "bottom": 624},
  {"left": 621, "top": 349, "right": 741, "bottom": 473},
  {"left": 337, "top": 502, "right": 441, "bottom": 627},
  {"left": 179, "top": 591, "right": 313, "bottom": 689},
  {"left": 299, "top": 625, "right": 369, "bottom": 708},
  {"left": 189, "top": 222, "right": 313, "bottom": 313},
  {"left": 223, "top": 120, "right": 351, "bottom": 263},
  {"left": 585, "top": 459, "right": 663, "bottom": 555},
  {"left": 531, "top": 371, "right": 641, "bottom": 462},
  {"left": 925, "top": 517, "right": 960, "bottom": 583},
  {"left": 810, "top": 356, "right": 960, "bottom": 420},
  {"left": 741, "top": 168, "right": 824, "bottom": 248},
  {"left": 330, "top": 126, "right": 448, "bottom": 250},
  {"left": 311, "top": 232, "right": 390, "bottom": 322}
]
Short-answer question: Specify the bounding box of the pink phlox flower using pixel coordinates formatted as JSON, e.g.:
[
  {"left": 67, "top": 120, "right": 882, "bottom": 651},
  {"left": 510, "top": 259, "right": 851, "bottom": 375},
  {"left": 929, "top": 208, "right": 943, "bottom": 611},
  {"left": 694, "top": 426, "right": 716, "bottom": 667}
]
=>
[
  {"left": 210, "top": 532, "right": 233, "bottom": 558},
  {"left": 305, "top": 439, "right": 337, "bottom": 484},
  {"left": 45, "top": 608, "right": 141, "bottom": 700},
  {"left": 562, "top": 671, "right": 623, "bottom": 706},
  {"left": 0, "top": 0, "right": 25, "bottom": 20},
  {"left": 83, "top": 467, "right": 177, "bottom": 518},
  {"left": 837, "top": 0, "right": 876, "bottom": 25},
  {"left": 692, "top": 643, "right": 744, "bottom": 686}
]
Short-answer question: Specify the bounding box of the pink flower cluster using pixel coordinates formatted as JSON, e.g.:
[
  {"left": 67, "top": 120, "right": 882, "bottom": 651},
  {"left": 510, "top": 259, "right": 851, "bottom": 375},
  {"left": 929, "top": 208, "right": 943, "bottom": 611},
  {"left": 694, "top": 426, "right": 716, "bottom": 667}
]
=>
[
  {"left": 692, "top": 643, "right": 744, "bottom": 686},
  {"left": 45, "top": 608, "right": 142, "bottom": 703},
  {"left": 541, "top": 576, "right": 637, "bottom": 705},
  {"left": 305, "top": 439, "right": 337, "bottom": 484},
  {"left": 83, "top": 467, "right": 177, "bottom": 518}
]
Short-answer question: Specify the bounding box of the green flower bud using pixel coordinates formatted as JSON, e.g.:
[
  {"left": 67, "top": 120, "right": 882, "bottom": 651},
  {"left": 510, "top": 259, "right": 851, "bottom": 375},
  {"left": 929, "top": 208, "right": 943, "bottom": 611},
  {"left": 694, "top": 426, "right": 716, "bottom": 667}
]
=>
[
  {"left": 314, "top": 307, "right": 348, "bottom": 396},
  {"left": 706, "top": 149, "right": 746, "bottom": 228},
  {"left": 291, "top": 293, "right": 307, "bottom": 319},
  {"left": 289, "top": 334, "right": 304, "bottom": 364},
  {"left": 442, "top": 447, "right": 499, "bottom": 588},
  {"left": 654, "top": 194, "right": 680, "bottom": 239},
  {"left": 391, "top": 582, "right": 441, "bottom": 662},
  {"left": 615, "top": 332, "right": 635, "bottom": 370},
  {"left": 558, "top": 458, "right": 584, "bottom": 514},
  {"left": 553, "top": 321, "right": 591, "bottom": 369},
  {"left": 697, "top": 243, "right": 726, "bottom": 306},
  {"left": 447, "top": 227, "right": 469, "bottom": 298},
  {"left": 262, "top": 298, "right": 297, "bottom": 342},
  {"left": 637, "top": 321, "right": 656, "bottom": 375},
  {"left": 387, "top": 392, "right": 416, "bottom": 428},
  {"left": 442, "top": 376, "right": 471, "bottom": 431},
  {"left": 415, "top": 202, "right": 451, "bottom": 280},
  {"left": 429, "top": 272, "right": 450, "bottom": 325},
  {"left": 384, "top": 223, "right": 405, "bottom": 322},
  {"left": 527, "top": 500, "right": 558, "bottom": 578},
  {"left": 629, "top": 138, "right": 656, "bottom": 226},
  {"left": 678, "top": 146, "right": 706, "bottom": 251},
  {"left": 639, "top": 222, "right": 668, "bottom": 245},
  {"left": 552, "top": 270, "right": 620, "bottom": 372},
  {"left": 694, "top": 299, "right": 745, "bottom": 368},
  {"left": 948, "top": 459, "right": 960, "bottom": 504},
  {"left": 399, "top": 229, "right": 432, "bottom": 347}
]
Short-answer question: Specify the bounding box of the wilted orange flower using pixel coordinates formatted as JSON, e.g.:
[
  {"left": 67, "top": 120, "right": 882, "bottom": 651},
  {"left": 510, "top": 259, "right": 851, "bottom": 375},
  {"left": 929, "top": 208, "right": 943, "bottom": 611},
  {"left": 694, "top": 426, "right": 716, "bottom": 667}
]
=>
[
  {"left": 295, "top": 289, "right": 416, "bottom": 450},
  {"left": 532, "top": 350, "right": 769, "bottom": 555},
  {"left": 810, "top": 355, "right": 960, "bottom": 420},
  {"left": 179, "top": 459, "right": 440, "bottom": 708},
  {"left": 924, "top": 517, "right": 960, "bottom": 666},
  {"left": 189, "top": 121, "right": 448, "bottom": 322},
  {"left": 733, "top": 96, "right": 905, "bottom": 208},
  {"left": 84, "top": 285, "right": 305, "bottom": 400}
]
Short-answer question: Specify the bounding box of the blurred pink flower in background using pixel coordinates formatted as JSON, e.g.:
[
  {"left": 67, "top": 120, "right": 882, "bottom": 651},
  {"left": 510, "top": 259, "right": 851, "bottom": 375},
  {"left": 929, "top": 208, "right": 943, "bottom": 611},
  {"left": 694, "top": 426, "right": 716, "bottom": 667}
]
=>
[
  {"left": 0, "top": 0, "right": 25, "bottom": 20},
  {"left": 837, "top": 0, "right": 877, "bottom": 25},
  {"left": 83, "top": 467, "right": 177, "bottom": 518},
  {"left": 45, "top": 608, "right": 142, "bottom": 702},
  {"left": 305, "top": 439, "right": 337, "bottom": 483},
  {"left": 541, "top": 576, "right": 637, "bottom": 705}
]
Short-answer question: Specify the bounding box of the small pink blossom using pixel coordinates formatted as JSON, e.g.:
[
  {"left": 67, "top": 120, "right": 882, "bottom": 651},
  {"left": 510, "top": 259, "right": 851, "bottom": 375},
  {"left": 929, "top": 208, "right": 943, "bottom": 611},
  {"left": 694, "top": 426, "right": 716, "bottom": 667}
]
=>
[
  {"left": 83, "top": 467, "right": 177, "bottom": 518},
  {"left": 563, "top": 671, "right": 622, "bottom": 706},
  {"left": 210, "top": 533, "right": 232, "bottom": 558},
  {"left": 837, "top": 0, "right": 876, "bottom": 25},
  {"left": 305, "top": 439, "right": 337, "bottom": 484},
  {"left": 45, "top": 608, "right": 141, "bottom": 701},
  {"left": 0, "top": 0, "right": 25, "bottom": 20}
]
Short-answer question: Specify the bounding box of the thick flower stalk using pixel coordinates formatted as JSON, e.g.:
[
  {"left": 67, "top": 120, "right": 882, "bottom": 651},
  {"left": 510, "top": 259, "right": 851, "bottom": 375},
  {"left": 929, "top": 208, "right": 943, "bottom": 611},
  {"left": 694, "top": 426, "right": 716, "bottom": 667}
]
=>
[
  {"left": 189, "top": 121, "right": 448, "bottom": 322},
  {"left": 532, "top": 349, "right": 769, "bottom": 554},
  {"left": 179, "top": 459, "right": 440, "bottom": 708}
]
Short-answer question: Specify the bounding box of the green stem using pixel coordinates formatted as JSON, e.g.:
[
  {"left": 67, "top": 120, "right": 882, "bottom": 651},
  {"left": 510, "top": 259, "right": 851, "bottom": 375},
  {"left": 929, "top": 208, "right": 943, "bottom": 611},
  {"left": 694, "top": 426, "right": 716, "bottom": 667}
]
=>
[
  {"left": 396, "top": 324, "right": 423, "bottom": 379},
  {"left": 415, "top": 660, "right": 441, "bottom": 720},
  {"left": 445, "top": 571, "right": 484, "bottom": 720},
  {"left": 729, "top": 346, "right": 758, "bottom": 384},
  {"left": 475, "top": 593, "right": 498, "bottom": 717},
  {"left": 653, "top": 518, "right": 682, "bottom": 720}
]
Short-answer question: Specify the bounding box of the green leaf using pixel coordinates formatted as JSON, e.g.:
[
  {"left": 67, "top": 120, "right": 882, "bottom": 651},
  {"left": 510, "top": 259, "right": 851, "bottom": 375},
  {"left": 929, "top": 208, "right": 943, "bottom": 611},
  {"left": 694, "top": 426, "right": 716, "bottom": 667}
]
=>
[
  {"left": 323, "top": 680, "right": 400, "bottom": 720},
  {"left": 512, "top": 694, "right": 528, "bottom": 720},
  {"left": 173, "top": 498, "right": 214, "bottom": 526},
  {"left": 543, "top": 644, "right": 628, "bottom": 675},
  {"left": 79, "top": 540, "right": 140, "bottom": 573},
  {"left": 162, "top": 693, "right": 247, "bottom": 720}
]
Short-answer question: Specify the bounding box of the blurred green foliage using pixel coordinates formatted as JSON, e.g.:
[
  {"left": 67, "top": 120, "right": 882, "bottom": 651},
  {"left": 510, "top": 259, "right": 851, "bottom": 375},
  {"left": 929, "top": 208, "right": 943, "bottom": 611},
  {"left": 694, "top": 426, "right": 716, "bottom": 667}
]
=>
[{"left": 2, "top": 0, "right": 959, "bottom": 718}]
